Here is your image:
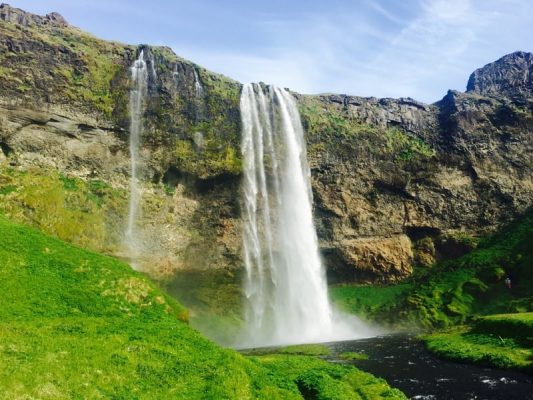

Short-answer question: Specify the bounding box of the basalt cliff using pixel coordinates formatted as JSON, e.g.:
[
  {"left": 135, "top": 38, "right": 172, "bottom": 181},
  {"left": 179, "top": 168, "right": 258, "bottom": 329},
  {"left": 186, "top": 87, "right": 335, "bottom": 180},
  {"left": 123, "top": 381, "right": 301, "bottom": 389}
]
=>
[{"left": 0, "top": 4, "right": 532, "bottom": 288}]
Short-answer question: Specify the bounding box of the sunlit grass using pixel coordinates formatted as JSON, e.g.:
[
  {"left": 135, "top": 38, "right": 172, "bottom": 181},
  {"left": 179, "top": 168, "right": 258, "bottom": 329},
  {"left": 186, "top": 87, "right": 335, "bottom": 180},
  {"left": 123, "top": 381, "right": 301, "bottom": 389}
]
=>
[{"left": 0, "top": 215, "right": 406, "bottom": 398}]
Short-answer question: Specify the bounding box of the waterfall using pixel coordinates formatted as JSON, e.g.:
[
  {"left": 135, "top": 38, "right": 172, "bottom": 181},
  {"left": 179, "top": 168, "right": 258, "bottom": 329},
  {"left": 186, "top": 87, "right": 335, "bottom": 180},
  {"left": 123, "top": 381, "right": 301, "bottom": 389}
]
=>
[
  {"left": 193, "top": 69, "right": 204, "bottom": 97},
  {"left": 239, "top": 83, "right": 368, "bottom": 347},
  {"left": 125, "top": 49, "right": 148, "bottom": 269}
]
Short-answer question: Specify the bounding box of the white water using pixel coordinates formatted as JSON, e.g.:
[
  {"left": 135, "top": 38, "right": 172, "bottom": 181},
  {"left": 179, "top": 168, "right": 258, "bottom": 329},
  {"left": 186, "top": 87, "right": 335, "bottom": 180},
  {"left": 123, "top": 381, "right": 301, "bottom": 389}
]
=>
[
  {"left": 239, "top": 83, "right": 373, "bottom": 347},
  {"left": 125, "top": 50, "right": 148, "bottom": 269},
  {"left": 193, "top": 69, "right": 204, "bottom": 97}
]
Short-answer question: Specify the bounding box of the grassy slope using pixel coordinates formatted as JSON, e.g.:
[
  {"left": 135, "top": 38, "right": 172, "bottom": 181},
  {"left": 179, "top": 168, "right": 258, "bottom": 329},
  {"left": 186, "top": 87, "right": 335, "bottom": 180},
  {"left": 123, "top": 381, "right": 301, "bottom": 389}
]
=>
[
  {"left": 331, "top": 209, "right": 533, "bottom": 329},
  {"left": 424, "top": 313, "right": 533, "bottom": 373},
  {"left": 0, "top": 216, "right": 405, "bottom": 399}
]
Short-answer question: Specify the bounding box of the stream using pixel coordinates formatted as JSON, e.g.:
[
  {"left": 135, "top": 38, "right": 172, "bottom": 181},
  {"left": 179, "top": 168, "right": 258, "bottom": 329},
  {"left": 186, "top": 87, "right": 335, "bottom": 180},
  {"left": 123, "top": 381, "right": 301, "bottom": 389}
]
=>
[{"left": 324, "top": 334, "right": 533, "bottom": 400}]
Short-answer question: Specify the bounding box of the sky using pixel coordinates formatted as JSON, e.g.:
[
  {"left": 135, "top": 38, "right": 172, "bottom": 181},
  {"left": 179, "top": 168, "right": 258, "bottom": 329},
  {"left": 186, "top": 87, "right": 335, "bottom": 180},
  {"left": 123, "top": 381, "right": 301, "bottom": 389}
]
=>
[{"left": 7, "top": 0, "right": 533, "bottom": 103}]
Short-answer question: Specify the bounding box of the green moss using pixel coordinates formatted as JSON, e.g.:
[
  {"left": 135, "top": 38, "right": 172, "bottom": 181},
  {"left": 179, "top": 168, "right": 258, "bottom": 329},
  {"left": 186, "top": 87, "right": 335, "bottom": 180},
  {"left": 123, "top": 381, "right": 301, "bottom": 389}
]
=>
[
  {"left": 1, "top": 19, "right": 243, "bottom": 179},
  {"left": 298, "top": 96, "right": 435, "bottom": 163},
  {"left": 0, "top": 166, "right": 127, "bottom": 253},
  {"left": 339, "top": 352, "right": 370, "bottom": 361},
  {"left": 0, "top": 19, "right": 128, "bottom": 117},
  {"left": 16, "top": 83, "right": 31, "bottom": 93},
  {"left": 31, "top": 26, "right": 127, "bottom": 117},
  {"left": 331, "top": 284, "right": 412, "bottom": 325},
  {"left": 299, "top": 98, "right": 380, "bottom": 139},
  {"left": 384, "top": 128, "right": 436, "bottom": 160},
  {"left": 173, "top": 136, "right": 242, "bottom": 178},
  {"left": 0, "top": 184, "right": 17, "bottom": 195},
  {"left": 167, "top": 65, "right": 242, "bottom": 178}
]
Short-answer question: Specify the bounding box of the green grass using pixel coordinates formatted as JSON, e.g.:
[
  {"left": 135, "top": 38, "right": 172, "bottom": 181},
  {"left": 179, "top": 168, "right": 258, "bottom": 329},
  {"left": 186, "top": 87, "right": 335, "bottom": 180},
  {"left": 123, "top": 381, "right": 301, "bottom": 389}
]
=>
[
  {"left": 339, "top": 352, "right": 370, "bottom": 361},
  {"left": 252, "top": 355, "right": 406, "bottom": 400},
  {"left": 240, "top": 344, "right": 331, "bottom": 357},
  {"left": 331, "top": 284, "right": 412, "bottom": 326},
  {"left": 423, "top": 313, "right": 533, "bottom": 373},
  {"left": 0, "top": 216, "right": 405, "bottom": 398},
  {"left": 278, "top": 344, "right": 331, "bottom": 356}
]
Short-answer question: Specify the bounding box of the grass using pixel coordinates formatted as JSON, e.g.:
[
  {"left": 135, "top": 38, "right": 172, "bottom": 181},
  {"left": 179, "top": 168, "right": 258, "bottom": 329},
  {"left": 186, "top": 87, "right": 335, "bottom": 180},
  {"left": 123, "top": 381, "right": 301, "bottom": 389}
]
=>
[
  {"left": 0, "top": 215, "right": 406, "bottom": 398},
  {"left": 241, "top": 344, "right": 331, "bottom": 357},
  {"left": 339, "top": 352, "right": 370, "bottom": 361},
  {"left": 423, "top": 313, "right": 533, "bottom": 373},
  {"left": 252, "top": 355, "right": 406, "bottom": 400},
  {"left": 278, "top": 344, "right": 331, "bottom": 356},
  {"left": 331, "top": 283, "right": 412, "bottom": 326}
]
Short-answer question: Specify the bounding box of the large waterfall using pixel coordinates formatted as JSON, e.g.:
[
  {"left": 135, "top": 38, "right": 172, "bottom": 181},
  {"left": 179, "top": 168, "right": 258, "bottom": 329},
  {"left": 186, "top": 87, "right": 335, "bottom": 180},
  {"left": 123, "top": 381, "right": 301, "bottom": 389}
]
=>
[
  {"left": 125, "top": 50, "right": 148, "bottom": 269},
  {"left": 240, "top": 83, "right": 366, "bottom": 347}
]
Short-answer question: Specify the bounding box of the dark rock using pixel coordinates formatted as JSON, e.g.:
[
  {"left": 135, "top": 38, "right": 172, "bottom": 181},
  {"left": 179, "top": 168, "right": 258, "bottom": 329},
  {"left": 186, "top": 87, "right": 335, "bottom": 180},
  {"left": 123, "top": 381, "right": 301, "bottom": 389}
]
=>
[
  {"left": 467, "top": 51, "right": 533, "bottom": 99},
  {"left": 0, "top": 3, "right": 68, "bottom": 27}
]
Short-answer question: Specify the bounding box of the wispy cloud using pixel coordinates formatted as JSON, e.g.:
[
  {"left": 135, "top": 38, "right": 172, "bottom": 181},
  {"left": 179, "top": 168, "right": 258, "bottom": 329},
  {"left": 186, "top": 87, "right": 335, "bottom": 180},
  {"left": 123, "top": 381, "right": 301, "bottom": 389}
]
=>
[{"left": 173, "top": 0, "right": 532, "bottom": 102}]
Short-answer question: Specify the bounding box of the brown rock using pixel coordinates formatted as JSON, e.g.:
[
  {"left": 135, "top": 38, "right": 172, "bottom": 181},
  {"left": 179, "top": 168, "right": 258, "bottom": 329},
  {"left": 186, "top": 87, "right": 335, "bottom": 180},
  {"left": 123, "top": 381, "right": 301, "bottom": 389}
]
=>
[{"left": 329, "top": 235, "right": 414, "bottom": 283}]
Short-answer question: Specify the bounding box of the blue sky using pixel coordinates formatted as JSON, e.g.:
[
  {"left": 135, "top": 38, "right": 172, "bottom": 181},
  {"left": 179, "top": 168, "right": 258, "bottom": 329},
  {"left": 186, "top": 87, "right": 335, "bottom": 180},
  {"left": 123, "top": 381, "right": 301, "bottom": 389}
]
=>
[{"left": 8, "top": 0, "right": 533, "bottom": 102}]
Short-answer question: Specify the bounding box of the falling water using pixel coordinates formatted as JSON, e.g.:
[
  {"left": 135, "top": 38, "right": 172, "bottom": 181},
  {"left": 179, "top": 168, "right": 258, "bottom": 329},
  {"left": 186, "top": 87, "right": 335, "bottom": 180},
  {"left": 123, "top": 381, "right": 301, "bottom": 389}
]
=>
[
  {"left": 193, "top": 69, "right": 204, "bottom": 97},
  {"left": 125, "top": 50, "right": 148, "bottom": 269},
  {"left": 240, "top": 83, "right": 369, "bottom": 347}
]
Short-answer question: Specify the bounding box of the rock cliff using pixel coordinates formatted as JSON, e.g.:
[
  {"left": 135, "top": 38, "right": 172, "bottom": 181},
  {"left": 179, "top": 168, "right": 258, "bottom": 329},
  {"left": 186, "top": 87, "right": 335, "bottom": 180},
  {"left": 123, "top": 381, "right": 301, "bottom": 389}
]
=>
[
  {"left": 302, "top": 54, "right": 533, "bottom": 281},
  {"left": 0, "top": 4, "right": 532, "bottom": 285}
]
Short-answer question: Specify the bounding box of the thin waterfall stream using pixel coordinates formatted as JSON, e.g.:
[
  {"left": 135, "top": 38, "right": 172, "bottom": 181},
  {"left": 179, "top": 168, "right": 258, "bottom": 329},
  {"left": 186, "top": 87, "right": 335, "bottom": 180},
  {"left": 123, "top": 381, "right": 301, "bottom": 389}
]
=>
[
  {"left": 239, "top": 83, "right": 373, "bottom": 347},
  {"left": 125, "top": 50, "right": 148, "bottom": 269}
]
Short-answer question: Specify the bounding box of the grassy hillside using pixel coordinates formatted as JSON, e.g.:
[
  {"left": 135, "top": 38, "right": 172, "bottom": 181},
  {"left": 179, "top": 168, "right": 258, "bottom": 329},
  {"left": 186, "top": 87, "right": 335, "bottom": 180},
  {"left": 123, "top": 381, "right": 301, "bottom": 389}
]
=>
[
  {"left": 424, "top": 313, "right": 533, "bottom": 373},
  {"left": 0, "top": 215, "right": 405, "bottom": 399},
  {"left": 331, "top": 208, "right": 533, "bottom": 329}
]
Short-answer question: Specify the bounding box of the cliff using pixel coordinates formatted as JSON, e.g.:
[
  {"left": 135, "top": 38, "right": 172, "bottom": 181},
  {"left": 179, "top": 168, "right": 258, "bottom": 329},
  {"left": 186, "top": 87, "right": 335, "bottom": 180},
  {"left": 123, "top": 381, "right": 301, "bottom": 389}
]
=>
[
  {"left": 0, "top": 4, "right": 532, "bottom": 286},
  {"left": 303, "top": 52, "right": 533, "bottom": 282},
  {"left": 0, "top": 3, "right": 242, "bottom": 281}
]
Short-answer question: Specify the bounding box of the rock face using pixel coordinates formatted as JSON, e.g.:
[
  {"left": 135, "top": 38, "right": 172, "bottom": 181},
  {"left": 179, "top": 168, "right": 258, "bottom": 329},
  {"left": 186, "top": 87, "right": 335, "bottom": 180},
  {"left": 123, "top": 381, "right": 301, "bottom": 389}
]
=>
[
  {"left": 299, "top": 55, "right": 533, "bottom": 282},
  {"left": 0, "top": 5, "right": 242, "bottom": 279},
  {"left": 0, "top": 3, "right": 68, "bottom": 27},
  {"left": 0, "top": 5, "right": 532, "bottom": 284},
  {"left": 467, "top": 51, "right": 533, "bottom": 99}
]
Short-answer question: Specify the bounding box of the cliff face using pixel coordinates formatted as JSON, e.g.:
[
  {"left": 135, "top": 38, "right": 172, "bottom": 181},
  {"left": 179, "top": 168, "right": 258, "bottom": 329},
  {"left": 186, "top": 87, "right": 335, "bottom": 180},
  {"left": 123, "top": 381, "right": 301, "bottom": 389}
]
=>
[
  {"left": 0, "top": 4, "right": 242, "bottom": 279},
  {"left": 0, "top": 4, "right": 532, "bottom": 284},
  {"left": 467, "top": 51, "right": 533, "bottom": 99},
  {"left": 303, "top": 53, "right": 533, "bottom": 281}
]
